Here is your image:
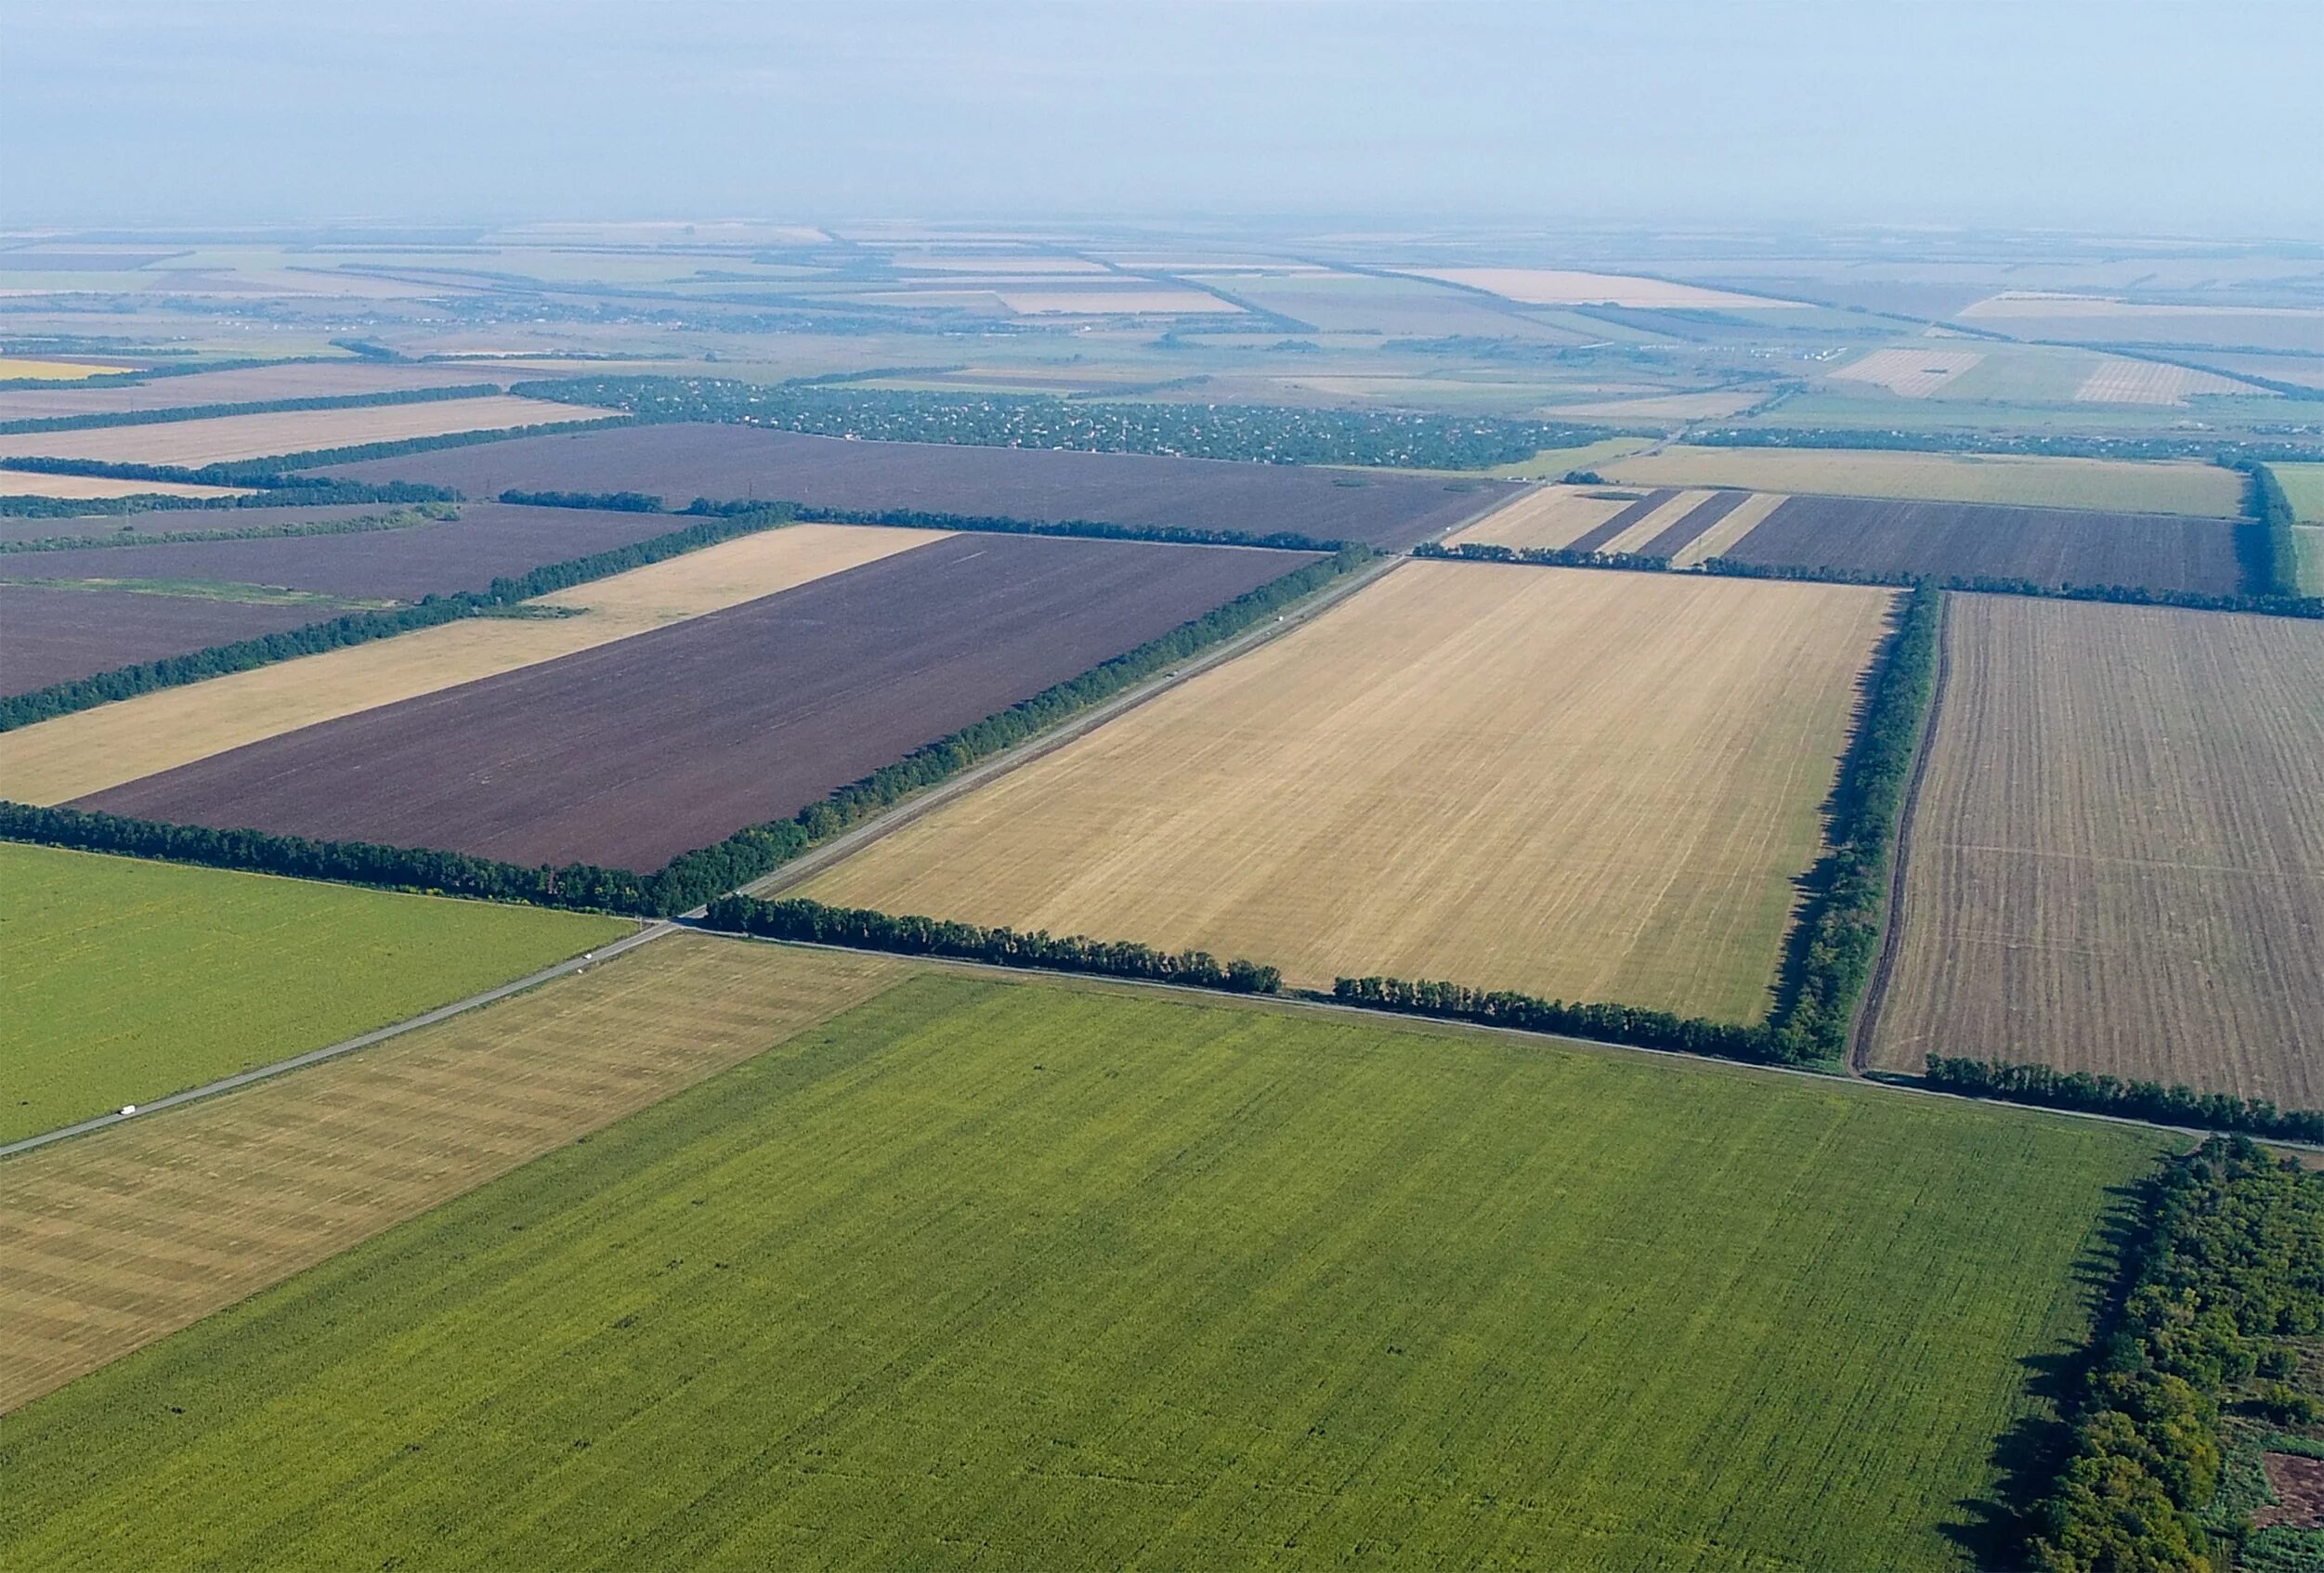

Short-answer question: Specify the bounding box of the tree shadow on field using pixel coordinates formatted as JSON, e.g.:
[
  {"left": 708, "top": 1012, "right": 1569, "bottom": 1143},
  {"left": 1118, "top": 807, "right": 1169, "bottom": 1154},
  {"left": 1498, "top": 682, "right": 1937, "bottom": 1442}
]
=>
[{"left": 1939, "top": 1178, "right": 2150, "bottom": 1570}]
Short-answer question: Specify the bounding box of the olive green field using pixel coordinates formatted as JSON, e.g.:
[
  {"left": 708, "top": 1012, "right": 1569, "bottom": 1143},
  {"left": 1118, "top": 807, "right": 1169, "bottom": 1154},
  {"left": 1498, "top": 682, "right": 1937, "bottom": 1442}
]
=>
[
  {"left": 0, "top": 969, "right": 2170, "bottom": 1572},
  {"left": 0, "top": 842, "right": 631, "bottom": 1143}
]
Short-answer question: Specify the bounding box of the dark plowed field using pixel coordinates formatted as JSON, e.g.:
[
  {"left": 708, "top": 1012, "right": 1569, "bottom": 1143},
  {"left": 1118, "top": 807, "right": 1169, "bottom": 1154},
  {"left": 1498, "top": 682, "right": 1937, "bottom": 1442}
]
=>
[
  {"left": 1639, "top": 489, "right": 1750, "bottom": 557},
  {"left": 0, "top": 362, "right": 512, "bottom": 423},
  {"left": 1566, "top": 488, "right": 1678, "bottom": 552},
  {"left": 0, "top": 586, "right": 333, "bottom": 696},
  {"left": 1719, "top": 493, "right": 2245, "bottom": 595},
  {"left": 12, "top": 504, "right": 682, "bottom": 602},
  {"left": 81, "top": 535, "right": 1320, "bottom": 871},
  {"left": 320, "top": 422, "right": 1516, "bottom": 549}
]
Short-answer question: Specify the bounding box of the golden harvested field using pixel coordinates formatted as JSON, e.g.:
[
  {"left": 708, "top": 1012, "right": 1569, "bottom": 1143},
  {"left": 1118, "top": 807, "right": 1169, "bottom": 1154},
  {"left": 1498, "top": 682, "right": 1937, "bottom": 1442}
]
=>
[
  {"left": 0, "top": 523, "right": 945, "bottom": 803},
  {"left": 1827, "top": 347, "right": 1985, "bottom": 397},
  {"left": 2073, "top": 357, "right": 2264, "bottom": 405},
  {"left": 4, "top": 395, "right": 607, "bottom": 467},
  {"left": 1445, "top": 484, "right": 1631, "bottom": 548},
  {"left": 1600, "top": 445, "right": 2240, "bottom": 516},
  {"left": 1409, "top": 267, "right": 1804, "bottom": 310},
  {"left": 1673, "top": 491, "right": 1789, "bottom": 566},
  {"left": 1869, "top": 596, "right": 2324, "bottom": 1102},
  {"left": 0, "top": 358, "right": 120, "bottom": 382},
  {"left": 0, "top": 934, "right": 913, "bottom": 1413},
  {"left": 0, "top": 468, "right": 253, "bottom": 500},
  {"left": 804, "top": 562, "right": 1896, "bottom": 1020}
]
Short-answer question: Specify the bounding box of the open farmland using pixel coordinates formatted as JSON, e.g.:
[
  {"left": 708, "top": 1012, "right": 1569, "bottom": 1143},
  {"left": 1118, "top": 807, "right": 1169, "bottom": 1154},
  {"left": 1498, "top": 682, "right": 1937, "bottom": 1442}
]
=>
[
  {"left": 1868, "top": 596, "right": 2324, "bottom": 1102},
  {"left": 1407, "top": 266, "right": 1806, "bottom": 309},
  {"left": 12, "top": 502, "right": 697, "bottom": 603},
  {"left": 0, "top": 841, "right": 626, "bottom": 1145},
  {"left": 0, "top": 467, "right": 251, "bottom": 500},
  {"left": 805, "top": 562, "right": 1894, "bottom": 1020},
  {"left": 81, "top": 535, "right": 1318, "bottom": 872},
  {"left": 1954, "top": 292, "right": 2324, "bottom": 354},
  {"left": 0, "top": 584, "right": 336, "bottom": 696},
  {"left": 0, "top": 969, "right": 2164, "bottom": 1571},
  {"left": 1601, "top": 444, "right": 2242, "bottom": 515},
  {"left": 0, "top": 936, "right": 906, "bottom": 1410},
  {"left": 1443, "top": 482, "right": 1631, "bottom": 548},
  {"left": 1720, "top": 492, "right": 2248, "bottom": 596},
  {"left": 0, "top": 523, "right": 946, "bottom": 803},
  {"left": 1826, "top": 347, "right": 1985, "bottom": 397},
  {"left": 4, "top": 395, "right": 607, "bottom": 466},
  {"left": 320, "top": 422, "right": 1521, "bottom": 548},
  {"left": 2278, "top": 463, "right": 2324, "bottom": 522},
  {"left": 0, "top": 360, "right": 513, "bottom": 422},
  {"left": 2072, "top": 357, "right": 2264, "bottom": 404}
]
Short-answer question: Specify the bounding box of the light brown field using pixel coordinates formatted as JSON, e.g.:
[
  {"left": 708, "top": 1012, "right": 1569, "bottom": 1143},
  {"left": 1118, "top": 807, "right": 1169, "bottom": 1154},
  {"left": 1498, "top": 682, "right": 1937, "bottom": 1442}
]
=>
[
  {"left": 803, "top": 562, "right": 1896, "bottom": 1021},
  {"left": 1672, "top": 491, "right": 1790, "bottom": 566},
  {"left": 1410, "top": 267, "right": 1807, "bottom": 310},
  {"left": 1827, "top": 347, "right": 1985, "bottom": 397},
  {"left": 0, "top": 523, "right": 946, "bottom": 804},
  {"left": 4, "top": 395, "right": 608, "bottom": 467},
  {"left": 0, "top": 934, "right": 913, "bottom": 1413},
  {"left": 0, "top": 468, "right": 254, "bottom": 500},
  {"left": 2073, "top": 357, "right": 2265, "bottom": 405},
  {"left": 1445, "top": 484, "right": 1633, "bottom": 549},
  {"left": 1869, "top": 596, "right": 2324, "bottom": 1102},
  {"left": 1600, "top": 445, "right": 2241, "bottom": 516}
]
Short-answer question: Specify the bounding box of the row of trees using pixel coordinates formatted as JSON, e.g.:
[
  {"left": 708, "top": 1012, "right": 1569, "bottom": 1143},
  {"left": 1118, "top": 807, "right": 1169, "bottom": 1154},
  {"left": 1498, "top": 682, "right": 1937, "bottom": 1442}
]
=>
[
  {"left": 0, "top": 383, "right": 500, "bottom": 439},
  {"left": 509, "top": 374, "right": 1640, "bottom": 472},
  {"left": 498, "top": 488, "right": 665, "bottom": 513},
  {"left": 2026, "top": 1138, "right": 2324, "bottom": 1570},
  {"left": 1, "top": 503, "right": 455, "bottom": 555},
  {"left": 1414, "top": 540, "right": 1670, "bottom": 572},
  {"left": 2233, "top": 461, "right": 2303, "bottom": 599},
  {"left": 1924, "top": 1057, "right": 2324, "bottom": 1144},
  {"left": 703, "top": 895, "right": 1283, "bottom": 994},
  {"left": 777, "top": 501, "right": 1347, "bottom": 553},
  {"left": 1330, "top": 975, "right": 1791, "bottom": 1065},
  {"left": 0, "top": 506, "right": 799, "bottom": 732},
  {"left": 1693, "top": 426, "right": 2324, "bottom": 465}
]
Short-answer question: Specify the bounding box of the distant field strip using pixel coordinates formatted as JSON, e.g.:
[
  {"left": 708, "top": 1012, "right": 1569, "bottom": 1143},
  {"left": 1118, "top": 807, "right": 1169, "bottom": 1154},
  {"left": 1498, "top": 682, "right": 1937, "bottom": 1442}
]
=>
[
  {"left": 0, "top": 936, "right": 907, "bottom": 1411},
  {"left": 2073, "top": 357, "right": 2263, "bottom": 405},
  {"left": 0, "top": 467, "right": 252, "bottom": 500},
  {"left": 1444, "top": 483, "right": 1629, "bottom": 549},
  {"left": 805, "top": 562, "right": 1894, "bottom": 1020},
  {"left": 1828, "top": 347, "right": 1985, "bottom": 396},
  {"left": 1871, "top": 596, "right": 2324, "bottom": 1103},
  {"left": 0, "top": 842, "right": 627, "bottom": 1147},
  {"left": 1409, "top": 266, "right": 1805, "bottom": 310},
  {"left": 1671, "top": 490, "right": 1788, "bottom": 566},
  {"left": 0, "top": 523, "right": 945, "bottom": 804},
  {"left": 3, "top": 395, "right": 608, "bottom": 466},
  {"left": 1602, "top": 444, "right": 2241, "bottom": 515}
]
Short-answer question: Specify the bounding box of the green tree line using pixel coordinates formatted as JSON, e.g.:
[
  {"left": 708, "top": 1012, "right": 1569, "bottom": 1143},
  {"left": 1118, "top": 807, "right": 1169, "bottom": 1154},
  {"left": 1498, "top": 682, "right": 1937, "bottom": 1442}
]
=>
[
  {"left": 2235, "top": 461, "right": 2302, "bottom": 598},
  {"left": 1925, "top": 1057, "right": 2324, "bottom": 1145},
  {"left": 0, "top": 503, "right": 456, "bottom": 555},
  {"left": 1330, "top": 974, "right": 1794, "bottom": 1065},
  {"left": 702, "top": 894, "right": 1283, "bottom": 994},
  {"left": 498, "top": 488, "right": 666, "bottom": 513},
  {"left": 1692, "top": 427, "right": 2324, "bottom": 465}
]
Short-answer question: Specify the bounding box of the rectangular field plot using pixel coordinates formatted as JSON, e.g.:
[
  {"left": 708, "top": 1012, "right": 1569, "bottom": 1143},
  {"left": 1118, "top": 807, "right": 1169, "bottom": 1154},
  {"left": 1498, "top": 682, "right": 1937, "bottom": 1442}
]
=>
[
  {"left": 321, "top": 422, "right": 1520, "bottom": 549},
  {"left": 79, "top": 535, "right": 1317, "bottom": 872},
  {"left": 0, "top": 360, "right": 511, "bottom": 423},
  {"left": 0, "top": 523, "right": 947, "bottom": 804},
  {"left": 0, "top": 468, "right": 254, "bottom": 501},
  {"left": 0, "top": 584, "right": 335, "bottom": 696},
  {"left": 1868, "top": 596, "right": 2324, "bottom": 1102},
  {"left": 0, "top": 842, "right": 626, "bottom": 1146},
  {"left": 2278, "top": 463, "right": 2324, "bottom": 523},
  {"left": 805, "top": 562, "right": 1896, "bottom": 1020},
  {"left": 1602, "top": 444, "right": 2242, "bottom": 516},
  {"left": 1720, "top": 492, "right": 2248, "bottom": 597},
  {"left": 4, "top": 395, "right": 606, "bottom": 467},
  {"left": 0, "top": 971, "right": 2165, "bottom": 1571}
]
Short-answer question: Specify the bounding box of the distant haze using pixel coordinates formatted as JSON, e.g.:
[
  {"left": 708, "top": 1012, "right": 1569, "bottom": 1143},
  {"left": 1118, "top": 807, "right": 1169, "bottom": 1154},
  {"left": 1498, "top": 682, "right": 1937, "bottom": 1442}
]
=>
[{"left": 5, "top": 0, "right": 2318, "bottom": 237}]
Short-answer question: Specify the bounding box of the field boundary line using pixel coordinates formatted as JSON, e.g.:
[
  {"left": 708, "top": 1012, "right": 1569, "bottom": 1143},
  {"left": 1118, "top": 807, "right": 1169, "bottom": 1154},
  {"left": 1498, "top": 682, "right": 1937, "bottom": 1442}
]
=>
[
  {"left": 0, "top": 921, "right": 674, "bottom": 1163},
  {"left": 1848, "top": 590, "right": 1952, "bottom": 1072}
]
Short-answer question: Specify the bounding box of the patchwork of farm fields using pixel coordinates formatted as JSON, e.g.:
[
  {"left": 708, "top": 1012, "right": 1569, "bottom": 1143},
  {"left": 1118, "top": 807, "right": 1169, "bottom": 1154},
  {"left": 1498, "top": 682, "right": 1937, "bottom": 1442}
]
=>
[
  {"left": 0, "top": 970, "right": 2168, "bottom": 1571},
  {"left": 804, "top": 561, "right": 1893, "bottom": 1020},
  {"left": 0, "top": 841, "right": 626, "bottom": 1144},
  {"left": 321, "top": 421, "right": 1520, "bottom": 547},
  {"left": 0, "top": 935, "right": 905, "bottom": 1410},
  {"left": 79, "top": 534, "right": 1318, "bottom": 871},
  {"left": 0, "top": 359, "right": 513, "bottom": 422},
  {"left": 1869, "top": 596, "right": 2324, "bottom": 1103},
  {"left": 1720, "top": 492, "right": 2248, "bottom": 596},
  {"left": 1600, "top": 444, "right": 2242, "bottom": 515},
  {"left": 3, "top": 395, "right": 607, "bottom": 467}
]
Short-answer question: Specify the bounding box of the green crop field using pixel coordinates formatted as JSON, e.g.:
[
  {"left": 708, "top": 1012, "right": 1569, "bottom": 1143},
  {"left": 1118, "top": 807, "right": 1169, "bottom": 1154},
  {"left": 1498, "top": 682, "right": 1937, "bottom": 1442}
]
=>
[
  {"left": 0, "top": 970, "right": 2167, "bottom": 1571},
  {"left": 2277, "top": 462, "right": 2324, "bottom": 523},
  {"left": 0, "top": 842, "right": 629, "bottom": 1143}
]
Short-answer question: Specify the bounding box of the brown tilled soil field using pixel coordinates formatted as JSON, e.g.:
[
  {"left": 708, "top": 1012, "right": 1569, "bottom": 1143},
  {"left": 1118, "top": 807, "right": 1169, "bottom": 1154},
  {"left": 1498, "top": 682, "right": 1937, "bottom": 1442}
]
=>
[
  {"left": 5, "top": 396, "right": 606, "bottom": 467},
  {"left": 1721, "top": 493, "right": 2247, "bottom": 596},
  {"left": 320, "top": 422, "right": 1520, "bottom": 548},
  {"left": 0, "top": 360, "right": 515, "bottom": 422},
  {"left": 0, "top": 585, "right": 335, "bottom": 696},
  {"left": 803, "top": 561, "right": 1895, "bottom": 1021},
  {"left": 15, "top": 503, "right": 688, "bottom": 602},
  {"left": 80, "top": 534, "right": 1318, "bottom": 871},
  {"left": 0, "top": 935, "right": 914, "bottom": 1413},
  {"left": 1868, "top": 596, "right": 2324, "bottom": 1102}
]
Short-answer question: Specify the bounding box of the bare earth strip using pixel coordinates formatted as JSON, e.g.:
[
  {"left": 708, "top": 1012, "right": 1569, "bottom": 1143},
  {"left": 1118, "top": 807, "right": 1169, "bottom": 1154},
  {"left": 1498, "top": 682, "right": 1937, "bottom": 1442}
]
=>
[
  {"left": 1600, "top": 489, "right": 1714, "bottom": 553},
  {"left": 3, "top": 396, "right": 608, "bottom": 467},
  {"left": 0, "top": 469, "right": 253, "bottom": 500},
  {"left": 0, "top": 935, "right": 914, "bottom": 1413},
  {"left": 1673, "top": 491, "right": 1789, "bottom": 566},
  {"left": 0, "top": 523, "right": 946, "bottom": 804},
  {"left": 1870, "top": 596, "right": 2324, "bottom": 1102},
  {"left": 1602, "top": 446, "right": 2240, "bottom": 516},
  {"left": 1828, "top": 348, "right": 1986, "bottom": 397},
  {"left": 803, "top": 562, "right": 1895, "bottom": 1022},
  {"left": 1444, "top": 485, "right": 1630, "bottom": 550}
]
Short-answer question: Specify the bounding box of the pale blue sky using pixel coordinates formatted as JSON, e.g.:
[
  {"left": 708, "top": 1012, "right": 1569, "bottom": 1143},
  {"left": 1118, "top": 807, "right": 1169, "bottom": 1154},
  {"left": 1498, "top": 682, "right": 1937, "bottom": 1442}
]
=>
[{"left": 5, "top": 0, "right": 2317, "bottom": 236}]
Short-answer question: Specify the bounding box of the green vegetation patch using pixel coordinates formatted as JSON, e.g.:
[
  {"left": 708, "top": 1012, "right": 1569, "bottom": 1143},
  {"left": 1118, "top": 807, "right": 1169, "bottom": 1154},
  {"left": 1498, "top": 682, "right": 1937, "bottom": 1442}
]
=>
[
  {"left": 0, "top": 843, "right": 627, "bottom": 1141},
  {"left": 0, "top": 972, "right": 2166, "bottom": 1570},
  {"left": 2278, "top": 464, "right": 2324, "bottom": 524}
]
